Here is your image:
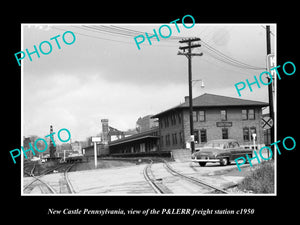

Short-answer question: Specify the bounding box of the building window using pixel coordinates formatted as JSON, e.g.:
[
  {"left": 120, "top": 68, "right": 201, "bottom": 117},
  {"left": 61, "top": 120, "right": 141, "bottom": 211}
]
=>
[
  {"left": 164, "top": 117, "right": 169, "bottom": 128},
  {"left": 166, "top": 134, "right": 170, "bottom": 146},
  {"left": 193, "top": 110, "right": 205, "bottom": 122},
  {"left": 193, "top": 130, "right": 199, "bottom": 144},
  {"left": 221, "top": 110, "right": 227, "bottom": 121},
  {"left": 250, "top": 127, "right": 257, "bottom": 141},
  {"left": 242, "top": 110, "right": 247, "bottom": 120},
  {"left": 222, "top": 128, "right": 228, "bottom": 139},
  {"left": 172, "top": 133, "right": 177, "bottom": 145},
  {"left": 200, "top": 129, "right": 207, "bottom": 143},
  {"left": 242, "top": 109, "right": 255, "bottom": 120},
  {"left": 173, "top": 114, "right": 176, "bottom": 125},
  {"left": 199, "top": 110, "right": 205, "bottom": 122},
  {"left": 193, "top": 111, "right": 198, "bottom": 122},
  {"left": 178, "top": 113, "right": 182, "bottom": 124},
  {"left": 160, "top": 119, "right": 163, "bottom": 129},
  {"left": 170, "top": 114, "right": 175, "bottom": 126},
  {"left": 248, "top": 109, "right": 255, "bottom": 120},
  {"left": 179, "top": 132, "right": 183, "bottom": 144},
  {"left": 243, "top": 127, "right": 250, "bottom": 141}
]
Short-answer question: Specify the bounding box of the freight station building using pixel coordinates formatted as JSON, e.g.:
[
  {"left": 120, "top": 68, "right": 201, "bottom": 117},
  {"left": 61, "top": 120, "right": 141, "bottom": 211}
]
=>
[{"left": 108, "top": 93, "right": 269, "bottom": 155}]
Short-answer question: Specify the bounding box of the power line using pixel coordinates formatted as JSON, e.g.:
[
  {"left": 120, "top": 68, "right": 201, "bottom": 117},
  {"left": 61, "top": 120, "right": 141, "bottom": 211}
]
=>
[
  {"left": 53, "top": 25, "right": 266, "bottom": 69},
  {"left": 104, "top": 25, "right": 265, "bottom": 69},
  {"left": 57, "top": 25, "right": 178, "bottom": 48},
  {"left": 82, "top": 25, "right": 136, "bottom": 38},
  {"left": 200, "top": 40, "right": 266, "bottom": 70},
  {"left": 52, "top": 26, "right": 134, "bottom": 45}
]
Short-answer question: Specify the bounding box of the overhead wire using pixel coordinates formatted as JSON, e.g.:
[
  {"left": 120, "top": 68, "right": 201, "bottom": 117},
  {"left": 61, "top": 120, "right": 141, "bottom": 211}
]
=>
[
  {"left": 99, "top": 25, "right": 266, "bottom": 70},
  {"left": 52, "top": 25, "right": 266, "bottom": 69},
  {"left": 200, "top": 40, "right": 266, "bottom": 70},
  {"left": 52, "top": 26, "right": 134, "bottom": 45}
]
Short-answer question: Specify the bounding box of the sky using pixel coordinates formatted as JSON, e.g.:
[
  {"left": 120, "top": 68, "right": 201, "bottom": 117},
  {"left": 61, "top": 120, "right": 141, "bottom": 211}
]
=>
[{"left": 22, "top": 23, "right": 276, "bottom": 141}]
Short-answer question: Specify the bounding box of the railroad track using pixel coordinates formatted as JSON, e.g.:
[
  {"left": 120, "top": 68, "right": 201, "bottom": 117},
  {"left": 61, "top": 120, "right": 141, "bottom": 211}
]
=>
[
  {"left": 23, "top": 163, "right": 76, "bottom": 194},
  {"left": 162, "top": 160, "right": 228, "bottom": 194},
  {"left": 143, "top": 160, "right": 166, "bottom": 194},
  {"left": 143, "top": 159, "right": 228, "bottom": 194},
  {"left": 23, "top": 173, "right": 57, "bottom": 194},
  {"left": 24, "top": 163, "right": 36, "bottom": 177},
  {"left": 64, "top": 163, "right": 76, "bottom": 194}
]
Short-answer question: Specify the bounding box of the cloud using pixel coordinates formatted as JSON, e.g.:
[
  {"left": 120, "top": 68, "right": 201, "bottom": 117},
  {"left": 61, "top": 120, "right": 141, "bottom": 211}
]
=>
[{"left": 22, "top": 24, "right": 273, "bottom": 141}]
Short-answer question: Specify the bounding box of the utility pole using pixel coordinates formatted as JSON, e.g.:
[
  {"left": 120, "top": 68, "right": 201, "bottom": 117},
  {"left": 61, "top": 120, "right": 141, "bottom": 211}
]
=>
[
  {"left": 266, "top": 26, "right": 275, "bottom": 159},
  {"left": 178, "top": 38, "right": 203, "bottom": 154}
]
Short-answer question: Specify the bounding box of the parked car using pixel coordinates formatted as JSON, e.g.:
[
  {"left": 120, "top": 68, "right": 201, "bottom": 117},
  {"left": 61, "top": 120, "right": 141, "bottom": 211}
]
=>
[{"left": 191, "top": 139, "right": 253, "bottom": 167}]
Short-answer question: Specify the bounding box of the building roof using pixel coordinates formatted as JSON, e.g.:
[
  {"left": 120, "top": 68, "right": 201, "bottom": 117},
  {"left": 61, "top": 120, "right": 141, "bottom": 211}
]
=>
[
  {"left": 109, "top": 127, "right": 159, "bottom": 146},
  {"left": 152, "top": 93, "right": 268, "bottom": 118}
]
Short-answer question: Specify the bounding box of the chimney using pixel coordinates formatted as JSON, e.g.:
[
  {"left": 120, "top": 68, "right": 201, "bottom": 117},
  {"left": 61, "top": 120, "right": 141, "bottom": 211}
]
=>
[
  {"left": 101, "top": 119, "right": 109, "bottom": 144},
  {"left": 184, "top": 96, "right": 189, "bottom": 103}
]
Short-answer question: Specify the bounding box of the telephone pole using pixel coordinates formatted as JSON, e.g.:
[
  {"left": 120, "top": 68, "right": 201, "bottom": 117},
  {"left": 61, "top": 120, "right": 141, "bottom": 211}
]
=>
[{"left": 178, "top": 37, "right": 203, "bottom": 154}]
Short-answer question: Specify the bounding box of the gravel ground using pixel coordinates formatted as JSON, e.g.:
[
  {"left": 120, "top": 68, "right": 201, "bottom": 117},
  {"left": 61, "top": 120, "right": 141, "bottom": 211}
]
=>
[{"left": 70, "top": 158, "right": 138, "bottom": 172}]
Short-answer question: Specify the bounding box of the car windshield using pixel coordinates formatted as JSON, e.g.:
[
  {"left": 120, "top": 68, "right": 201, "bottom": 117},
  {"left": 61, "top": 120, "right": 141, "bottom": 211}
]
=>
[{"left": 203, "top": 141, "right": 226, "bottom": 149}]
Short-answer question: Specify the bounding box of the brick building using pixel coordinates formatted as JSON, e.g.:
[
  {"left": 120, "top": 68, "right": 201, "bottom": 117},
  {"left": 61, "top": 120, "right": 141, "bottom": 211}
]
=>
[
  {"left": 136, "top": 115, "right": 158, "bottom": 133},
  {"left": 151, "top": 93, "right": 268, "bottom": 151}
]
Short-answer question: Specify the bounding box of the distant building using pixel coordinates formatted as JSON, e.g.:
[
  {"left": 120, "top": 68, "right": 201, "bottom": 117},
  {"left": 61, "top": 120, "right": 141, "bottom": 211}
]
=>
[
  {"left": 151, "top": 93, "right": 269, "bottom": 151},
  {"left": 109, "top": 127, "right": 160, "bottom": 155},
  {"left": 71, "top": 141, "right": 82, "bottom": 153},
  {"left": 136, "top": 115, "right": 158, "bottom": 133},
  {"left": 82, "top": 143, "right": 108, "bottom": 157}
]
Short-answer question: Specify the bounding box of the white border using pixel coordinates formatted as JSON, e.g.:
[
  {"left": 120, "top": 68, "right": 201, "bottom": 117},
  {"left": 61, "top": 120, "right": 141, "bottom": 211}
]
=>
[{"left": 21, "top": 23, "right": 277, "bottom": 196}]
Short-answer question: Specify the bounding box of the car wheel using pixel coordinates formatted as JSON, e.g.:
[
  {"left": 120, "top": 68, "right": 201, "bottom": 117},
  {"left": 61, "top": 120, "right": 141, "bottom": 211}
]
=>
[
  {"left": 199, "top": 162, "right": 207, "bottom": 167},
  {"left": 220, "top": 158, "right": 229, "bottom": 166}
]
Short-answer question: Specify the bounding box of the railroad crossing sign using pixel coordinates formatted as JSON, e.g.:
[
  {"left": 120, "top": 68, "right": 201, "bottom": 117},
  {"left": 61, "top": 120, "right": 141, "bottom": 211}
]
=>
[{"left": 261, "top": 117, "right": 273, "bottom": 130}]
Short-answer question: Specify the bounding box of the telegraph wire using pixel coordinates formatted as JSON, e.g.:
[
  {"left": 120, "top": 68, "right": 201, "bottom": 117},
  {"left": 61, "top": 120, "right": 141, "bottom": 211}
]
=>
[
  {"left": 52, "top": 26, "right": 134, "bottom": 45},
  {"left": 52, "top": 25, "right": 266, "bottom": 69},
  {"left": 103, "top": 25, "right": 265, "bottom": 70},
  {"left": 200, "top": 41, "right": 266, "bottom": 70}
]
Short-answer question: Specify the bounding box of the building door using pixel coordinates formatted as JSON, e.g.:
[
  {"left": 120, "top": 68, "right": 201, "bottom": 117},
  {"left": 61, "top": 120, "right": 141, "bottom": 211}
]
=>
[{"left": 222, "top": 128, "right": 228, "bottom": 139}]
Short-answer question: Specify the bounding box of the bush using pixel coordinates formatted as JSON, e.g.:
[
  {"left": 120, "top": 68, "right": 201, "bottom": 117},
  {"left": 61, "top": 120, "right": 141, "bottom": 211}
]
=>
[{"left": 238, "top": 160, "right": 275, "bottom": 193}]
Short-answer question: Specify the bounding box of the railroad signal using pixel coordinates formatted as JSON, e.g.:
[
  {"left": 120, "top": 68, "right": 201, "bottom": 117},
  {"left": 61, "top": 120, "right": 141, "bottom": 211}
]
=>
[{"left": 261, "top": 116, "right": 273, "bottom": 130}]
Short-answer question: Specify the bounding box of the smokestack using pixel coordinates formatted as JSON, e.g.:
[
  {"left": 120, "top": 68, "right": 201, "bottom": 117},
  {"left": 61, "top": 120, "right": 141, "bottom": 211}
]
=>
[
  {"left": 101, "top": 119, "right": 109, "bottom": 144},
  {"left": 49, "top": 125, "right": 56, "bottom": 158}
]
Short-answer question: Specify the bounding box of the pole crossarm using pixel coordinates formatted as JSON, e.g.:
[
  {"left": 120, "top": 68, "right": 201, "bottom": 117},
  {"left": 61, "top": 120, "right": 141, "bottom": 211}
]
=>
[
  {"left": 179, "top": 44, "right": 201, "bottom": 51},
  {"left": 179, "top": 37, "right": 201, "bottom": 43},
  {"left": 177, "top": 52, "right": 203, "bottom": 56}
]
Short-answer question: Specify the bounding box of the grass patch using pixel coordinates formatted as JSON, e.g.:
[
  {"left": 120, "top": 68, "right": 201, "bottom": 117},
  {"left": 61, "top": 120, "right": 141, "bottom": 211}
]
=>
[{"left": 238, "top": 160, "right": 275, "bottom": 193}]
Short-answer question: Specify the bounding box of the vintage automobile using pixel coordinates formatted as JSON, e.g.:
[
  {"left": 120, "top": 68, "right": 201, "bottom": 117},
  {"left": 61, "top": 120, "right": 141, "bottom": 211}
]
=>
[{"left": 191, "top": 139, "right": 253, "bottom": 167}]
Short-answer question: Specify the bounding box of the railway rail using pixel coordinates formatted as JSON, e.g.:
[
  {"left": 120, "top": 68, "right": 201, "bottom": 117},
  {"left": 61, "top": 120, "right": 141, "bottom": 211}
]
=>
[
  {"left": 162, "top": 160, "right": 228, "bottom": 194},
  {"left": 64, "top": 163, "right": 76, "bottom": 194},
  {"left": 23, "top": 163, "right": 76, "bottom": 194},
  {"left": 143, "top": 159, "right": 228, "bottom": 194},
  {"left": 143, "top": 160, "right": 165, "bottom": 194}
]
